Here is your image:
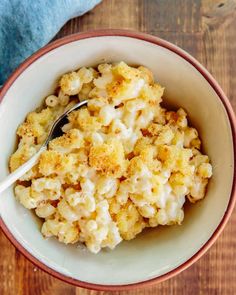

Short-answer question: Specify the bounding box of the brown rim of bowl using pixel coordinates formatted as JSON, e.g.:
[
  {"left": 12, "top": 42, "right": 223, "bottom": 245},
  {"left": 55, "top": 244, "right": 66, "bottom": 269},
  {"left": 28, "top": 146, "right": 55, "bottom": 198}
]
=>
[{"left": 0, "top": 29, "right": 235, "bottom": 291}]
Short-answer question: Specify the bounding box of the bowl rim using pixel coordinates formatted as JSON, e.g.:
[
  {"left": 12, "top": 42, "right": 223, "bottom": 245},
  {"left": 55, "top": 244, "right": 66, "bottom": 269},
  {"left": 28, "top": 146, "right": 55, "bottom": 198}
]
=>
[{"left": 0, "top": 29, "right": 235, "bottom": 291}]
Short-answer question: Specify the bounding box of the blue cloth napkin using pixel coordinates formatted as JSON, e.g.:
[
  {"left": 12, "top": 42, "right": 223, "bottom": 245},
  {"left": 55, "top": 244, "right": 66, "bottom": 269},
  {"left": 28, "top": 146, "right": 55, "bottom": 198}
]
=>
[{"left": 0, "top": 0, "right": 101, "bottom": 85}]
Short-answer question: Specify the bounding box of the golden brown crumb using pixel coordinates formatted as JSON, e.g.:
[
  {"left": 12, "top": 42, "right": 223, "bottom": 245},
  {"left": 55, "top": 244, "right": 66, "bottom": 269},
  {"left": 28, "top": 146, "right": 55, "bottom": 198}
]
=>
[
  {"left": 89, "top": 139, "right": 125, "bottom": 177},
  {"left": 49, "top": 129, "right": 84, "bottom": 152},
  {"left": 68, "top": 108, "right": 101, "bottom": 132}
]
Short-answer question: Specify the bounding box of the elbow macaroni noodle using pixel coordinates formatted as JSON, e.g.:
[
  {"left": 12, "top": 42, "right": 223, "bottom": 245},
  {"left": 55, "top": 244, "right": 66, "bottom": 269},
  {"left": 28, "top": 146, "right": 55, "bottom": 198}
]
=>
[{"left": 10, "top": 62, "right": 212, "bottom": 253}]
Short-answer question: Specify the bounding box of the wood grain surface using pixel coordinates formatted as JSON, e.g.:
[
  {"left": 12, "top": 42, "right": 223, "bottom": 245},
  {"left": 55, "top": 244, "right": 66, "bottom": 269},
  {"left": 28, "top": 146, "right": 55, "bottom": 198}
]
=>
[{"left": 1, "top": 0, "right": 236, "bottom": 294}]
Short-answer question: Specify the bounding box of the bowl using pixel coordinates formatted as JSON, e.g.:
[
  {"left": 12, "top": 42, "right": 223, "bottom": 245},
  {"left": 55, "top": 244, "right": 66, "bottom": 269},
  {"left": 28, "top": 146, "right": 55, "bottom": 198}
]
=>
[{"left": 0, "top": 30, "right": 235, "bottom": 291}]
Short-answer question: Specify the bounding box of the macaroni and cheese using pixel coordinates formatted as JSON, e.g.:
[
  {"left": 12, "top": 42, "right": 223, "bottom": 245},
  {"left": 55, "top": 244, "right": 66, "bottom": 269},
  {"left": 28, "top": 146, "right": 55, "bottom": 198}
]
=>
[{"left": 10, "top": 62, "right": 213, "bottom": 253}]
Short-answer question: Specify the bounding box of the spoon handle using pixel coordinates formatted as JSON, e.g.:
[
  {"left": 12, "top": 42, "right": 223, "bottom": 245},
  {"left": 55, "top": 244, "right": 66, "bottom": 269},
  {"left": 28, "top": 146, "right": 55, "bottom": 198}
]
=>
[{"left": 0, "top": 146, "right": 46, "bottom": 194}]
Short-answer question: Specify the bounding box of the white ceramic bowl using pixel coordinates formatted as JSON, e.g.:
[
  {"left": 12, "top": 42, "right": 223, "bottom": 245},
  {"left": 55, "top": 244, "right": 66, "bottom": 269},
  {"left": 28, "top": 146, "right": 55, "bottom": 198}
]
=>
[{"left": 0, "top": 30, "right": 235, "bottom": 291}]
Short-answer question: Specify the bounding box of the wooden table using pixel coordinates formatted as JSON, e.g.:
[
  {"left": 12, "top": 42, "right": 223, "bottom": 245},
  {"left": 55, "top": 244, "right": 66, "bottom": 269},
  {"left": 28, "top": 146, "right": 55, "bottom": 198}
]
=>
[{"left": 1, "top": 0, "right": 236, "bottom": 294}]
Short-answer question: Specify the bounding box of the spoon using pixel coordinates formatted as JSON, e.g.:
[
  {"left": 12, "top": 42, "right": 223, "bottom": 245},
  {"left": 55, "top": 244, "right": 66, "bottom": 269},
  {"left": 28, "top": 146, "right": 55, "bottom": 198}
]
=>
[{"left": 0, "top": 99, "right": 88, "bottom": 194}]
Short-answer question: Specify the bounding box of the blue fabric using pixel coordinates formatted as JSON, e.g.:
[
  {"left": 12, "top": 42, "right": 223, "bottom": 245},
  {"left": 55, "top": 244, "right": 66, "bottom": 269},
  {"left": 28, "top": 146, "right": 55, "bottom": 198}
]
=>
[{"left": 0, "top": 0, "right": 101, "bottom": 85}]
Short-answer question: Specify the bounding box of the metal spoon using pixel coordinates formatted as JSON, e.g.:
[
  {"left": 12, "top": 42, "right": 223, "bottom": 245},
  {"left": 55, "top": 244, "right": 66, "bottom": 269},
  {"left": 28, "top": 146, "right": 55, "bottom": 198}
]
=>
[{"left": 0, "top": 99, "right": 88, "bottom": 194}]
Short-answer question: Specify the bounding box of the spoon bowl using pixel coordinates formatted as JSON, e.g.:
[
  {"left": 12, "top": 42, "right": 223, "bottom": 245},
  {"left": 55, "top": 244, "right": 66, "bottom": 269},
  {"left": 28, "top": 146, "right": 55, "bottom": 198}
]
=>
[{"left": 0, "top": 99, "right": 88, "bottom": 194}]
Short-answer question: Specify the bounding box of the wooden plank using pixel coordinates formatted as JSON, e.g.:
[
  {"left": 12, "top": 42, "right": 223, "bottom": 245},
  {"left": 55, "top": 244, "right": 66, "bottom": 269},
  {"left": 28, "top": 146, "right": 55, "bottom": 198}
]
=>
[
  {"left": 1, "top": 0, "right": 236, "bottom": 294},
  {"left": 139, "top": 0, "right": 202, "bottom": 33},
  {"left": 0, "top": 232, "right": 15, "bottom": 294}
]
